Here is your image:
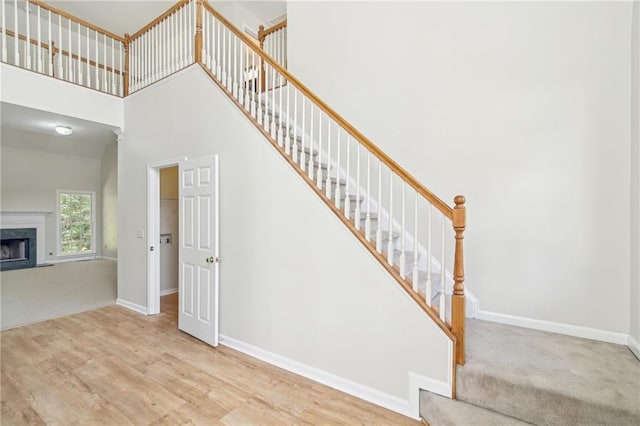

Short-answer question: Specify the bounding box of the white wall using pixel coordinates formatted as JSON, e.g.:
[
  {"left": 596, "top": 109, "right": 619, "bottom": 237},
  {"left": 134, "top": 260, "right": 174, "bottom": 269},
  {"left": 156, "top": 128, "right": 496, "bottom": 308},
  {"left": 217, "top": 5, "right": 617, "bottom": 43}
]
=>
[
  {"left": 0, "top": 142, "right": 103, "bottom": 261},
  {"left": 119, "top": 66, "right": 451, "bottom": 407},
  {"left": 287, "top": 2, "right": 633, "bottom": 335},
  {"left": 0, "top": 63, "right": 124, "bottom": 129},
  {"left": 630, "top": 1, "right": 640, "bottom": 348},
  {"left": 101, "top": 141, "right": 118, "bottom": 259}
]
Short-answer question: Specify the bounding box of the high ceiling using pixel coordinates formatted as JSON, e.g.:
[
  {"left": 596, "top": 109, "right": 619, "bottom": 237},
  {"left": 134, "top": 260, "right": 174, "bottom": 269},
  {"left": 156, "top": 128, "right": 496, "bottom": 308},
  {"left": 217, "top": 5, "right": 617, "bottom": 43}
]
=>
[
  {"left": 46, "top": 1, "right": 287, "bottom": 37},
  {"left": 1, "top": 103, "right": 117, "bottom": 159}
]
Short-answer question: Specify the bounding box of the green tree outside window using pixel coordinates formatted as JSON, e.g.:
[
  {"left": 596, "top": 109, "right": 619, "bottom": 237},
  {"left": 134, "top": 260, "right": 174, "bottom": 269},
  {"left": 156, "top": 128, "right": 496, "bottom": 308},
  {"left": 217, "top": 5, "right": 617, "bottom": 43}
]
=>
[{"left": 59, "top": 192, "right": 94, "bottom": 255}]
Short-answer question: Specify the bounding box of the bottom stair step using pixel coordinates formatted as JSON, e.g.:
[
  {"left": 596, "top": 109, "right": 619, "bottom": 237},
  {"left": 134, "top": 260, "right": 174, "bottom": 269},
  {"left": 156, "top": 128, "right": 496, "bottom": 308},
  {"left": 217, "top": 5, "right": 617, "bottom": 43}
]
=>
[
  {"left": 457, "top": 320, "right": 640, "bottom": 426},
  {"left": 420, "top": 391, "right": 530, "bottom": 426}
]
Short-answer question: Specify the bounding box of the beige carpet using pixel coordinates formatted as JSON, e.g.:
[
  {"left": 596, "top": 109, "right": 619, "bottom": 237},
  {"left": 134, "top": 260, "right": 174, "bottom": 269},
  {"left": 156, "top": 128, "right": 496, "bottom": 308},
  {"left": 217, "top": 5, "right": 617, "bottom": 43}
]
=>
[{"left": 0, "top": 259, "right": 116, "bottom": 330}]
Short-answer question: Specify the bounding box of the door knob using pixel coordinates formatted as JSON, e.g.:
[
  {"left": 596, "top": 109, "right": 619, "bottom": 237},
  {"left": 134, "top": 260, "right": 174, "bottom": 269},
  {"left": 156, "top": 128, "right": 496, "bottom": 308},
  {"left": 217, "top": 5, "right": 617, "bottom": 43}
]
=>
[{"left": 206, "top": 256, "right": 215, "bottom": 263}]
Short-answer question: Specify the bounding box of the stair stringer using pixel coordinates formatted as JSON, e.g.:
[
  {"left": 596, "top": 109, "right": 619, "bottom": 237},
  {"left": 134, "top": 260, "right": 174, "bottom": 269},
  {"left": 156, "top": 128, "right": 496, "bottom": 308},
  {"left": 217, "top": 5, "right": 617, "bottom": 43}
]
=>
[{"left": 120, "top": 63, "right": 454, "bottom": 418}]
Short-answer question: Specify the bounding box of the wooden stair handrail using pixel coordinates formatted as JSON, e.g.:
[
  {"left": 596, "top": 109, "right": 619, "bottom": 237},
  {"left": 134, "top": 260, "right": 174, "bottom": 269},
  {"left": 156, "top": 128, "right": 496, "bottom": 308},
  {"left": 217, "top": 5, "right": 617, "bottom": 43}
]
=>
[
  {"left": 258, "top": 20, "right": 287, "bottom": 44},
  {"left": 130, "top": 0, "right": 189, "bottom": 41},
  {"left": 202, "top": 1, "right": 453, "bottom": 218},
  {"left": 29, "top": 0, "right": 125, "bottom": 43}
]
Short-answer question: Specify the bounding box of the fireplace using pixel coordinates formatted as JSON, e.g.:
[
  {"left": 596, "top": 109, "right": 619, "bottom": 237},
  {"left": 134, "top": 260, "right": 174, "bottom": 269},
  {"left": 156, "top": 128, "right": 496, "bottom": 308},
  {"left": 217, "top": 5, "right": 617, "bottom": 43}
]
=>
[{"left": 0, "top": 228, "right": 37, "bottom": 271}]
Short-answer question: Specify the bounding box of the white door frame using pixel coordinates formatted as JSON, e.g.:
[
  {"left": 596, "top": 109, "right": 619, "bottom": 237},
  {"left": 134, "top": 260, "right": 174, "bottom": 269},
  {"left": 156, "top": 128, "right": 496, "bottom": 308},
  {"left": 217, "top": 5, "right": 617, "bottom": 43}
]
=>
[{"left": 147, "top": 157, "right": 187, "bottom": 315}]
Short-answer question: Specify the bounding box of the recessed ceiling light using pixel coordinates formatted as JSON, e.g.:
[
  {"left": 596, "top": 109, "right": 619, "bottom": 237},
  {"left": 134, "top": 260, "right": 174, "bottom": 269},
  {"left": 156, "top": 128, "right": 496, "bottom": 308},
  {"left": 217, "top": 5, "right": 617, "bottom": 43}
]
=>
[{"left": 55, "top": 125, "right": 73, "bottom": 136}]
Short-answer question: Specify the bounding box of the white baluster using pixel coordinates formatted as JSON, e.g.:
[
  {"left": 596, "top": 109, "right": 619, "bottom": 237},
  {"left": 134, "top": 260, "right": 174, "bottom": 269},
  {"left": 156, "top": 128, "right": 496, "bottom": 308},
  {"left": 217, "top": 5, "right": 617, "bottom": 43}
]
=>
[
  {"left": 292, "top": 86, "right": 298, "bottom": 162},
  {"left": 232, "top": 34, "right": 238, "bottom": 98},
  {"left": 241, "top": 43, "right": 247, "bottom": 108},
  {"left": 1, "top": 0, "right": 6, "bottom": 62},
  {"left": 37, "top": 5, "right": 42, "bottom": 72},
  {"left": 400, "top": 182, "right": 407, "bottom": 278},
  {"left": 202, "top": 9, "right": 207, "bottom": 67},
  {"left": 355, "top": 144, "right": 361, "bottom": 230},
  {"left": 326, "top": 120, "right": 332, "bottom": 198},
  {"left": 153, "top": 25, "right": 157, "bottom": 82},
  {"left": 250, "top": 50, "right": 257, "bottom": 117},
  {"left": 48, "top": 11, "right": 52, "bottom": 76},
  {"left": 285, "top": 82, "right": 291, "bottom": 155},
  {"left": 412, "top": 192, "right": 419, "bottom": 291},
  {"left": 365, "top": 151, "right": 372, "bottom": 240},
  {"left": 300, "top": 97, "right": 306, "bottom": 171},
  {"left": 376, "top": 161, "right": 383, "bottom": 252},
  {"left": 426, "top": 205, "right": 432, "bottom": 306},
  {"left": 13, "top": 0, "right": 19, "bottom": 66},
  {"left": 178, "top": 6, "right": 184, "bottom": 68},
  {"left": 68, "top": 18, "right": 73, "bottom": 81},
  {"left": 335, "top": 129, "right": 341, "bottom": 207},
  {"left": 85, "top": 26, "right": 90, "bottom": 86},
  {"left": 270, "top": 64, "right": 277, "bottom": 137},
  {"left": 227, "top": 28, "right": 232, "bottom": 89},
  {"left": 119, "top": 40, "right": 123, "bottom": 95},
  {"left": 103, "top": 33, "right": 107, "bottom": 90},
  {"left": 257, "top": 52, "right": 263, "bottom": 125},
  {"left": 94, "top": 28, "right": 98, "bottom": 89},
  {"left": 308, "top": 104, "right": 315, "bottom": 180},
  {"left": 316, "top": 111, "right": 323, "bottom": 189},
  {"left": 25, "top": 0, "right": 30, "bottom": 69},
  {"left": 345, "top": 135, "right": 351, "bottom": 219},
  {"left": 440, "top": 214, "right": 446, "bottom": 320},
  {"left": 221, "top": 26, "right": 226, "bottom": 85},
  {"left": 277, "top": 71, "right": 284, "bottom": 146},
  {"left": 111, "top": 37, "right": 116, "bottom": 93},
  {"left": 216, "top": 19, "right": 221, "bottom": 78},
  {"left": 58, "top": 15, "right": 64, "bottom": 78},
  {"left": 387, "top": 172, "right": 394, "bottom": 265},
  {"left": 188, "top": 0, "right": 193, "bottom": 63},
  {"left": 77, "top": 23, "right": 82, "bottom": 84}
]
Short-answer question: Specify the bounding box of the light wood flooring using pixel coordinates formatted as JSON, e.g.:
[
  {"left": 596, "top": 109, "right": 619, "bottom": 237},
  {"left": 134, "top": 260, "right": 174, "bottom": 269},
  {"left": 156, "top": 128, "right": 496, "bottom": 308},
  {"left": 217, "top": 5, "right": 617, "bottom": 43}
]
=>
[{"left": 1, "top": 294, "right": 418, "bottom": 425}]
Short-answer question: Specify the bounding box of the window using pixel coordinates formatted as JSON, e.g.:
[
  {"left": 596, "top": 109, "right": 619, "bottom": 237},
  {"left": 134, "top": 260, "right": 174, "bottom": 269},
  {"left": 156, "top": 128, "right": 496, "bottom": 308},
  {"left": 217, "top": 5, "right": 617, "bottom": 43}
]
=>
[{"left": 57, "top": 191, "right": 96, "bottom": 256}]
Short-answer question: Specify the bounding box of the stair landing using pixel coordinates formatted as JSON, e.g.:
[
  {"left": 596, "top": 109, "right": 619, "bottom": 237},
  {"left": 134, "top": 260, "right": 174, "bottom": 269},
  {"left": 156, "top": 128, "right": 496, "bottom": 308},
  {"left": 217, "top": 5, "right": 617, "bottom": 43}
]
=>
[{"left": 421, "top": 319, "right": 640, "bottom": 425}]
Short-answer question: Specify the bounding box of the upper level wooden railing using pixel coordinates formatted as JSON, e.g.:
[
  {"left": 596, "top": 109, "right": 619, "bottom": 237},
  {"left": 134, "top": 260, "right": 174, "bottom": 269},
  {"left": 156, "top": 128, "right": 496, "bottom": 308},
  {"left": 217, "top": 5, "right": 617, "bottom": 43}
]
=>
[{"left": 1, "top": 0, "right": 125, "bottom": 96}]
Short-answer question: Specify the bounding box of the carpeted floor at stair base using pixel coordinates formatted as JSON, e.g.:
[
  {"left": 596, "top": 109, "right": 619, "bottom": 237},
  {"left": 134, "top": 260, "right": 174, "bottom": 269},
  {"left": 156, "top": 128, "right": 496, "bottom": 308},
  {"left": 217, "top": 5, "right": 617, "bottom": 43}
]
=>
[{"left": 454, "top": 320, "right": 640, "bottom": 425}]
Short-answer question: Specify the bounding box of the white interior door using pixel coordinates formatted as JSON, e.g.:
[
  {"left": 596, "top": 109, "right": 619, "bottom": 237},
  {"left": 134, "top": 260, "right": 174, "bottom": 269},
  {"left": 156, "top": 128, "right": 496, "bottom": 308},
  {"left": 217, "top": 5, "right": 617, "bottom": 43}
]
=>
[{"left": 178, "top": 155, "right": 219, "bottom": 346}]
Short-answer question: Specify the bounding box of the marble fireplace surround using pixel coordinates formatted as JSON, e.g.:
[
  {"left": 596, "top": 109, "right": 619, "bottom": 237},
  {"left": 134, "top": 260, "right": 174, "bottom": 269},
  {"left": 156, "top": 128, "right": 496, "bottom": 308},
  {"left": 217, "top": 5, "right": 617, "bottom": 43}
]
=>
[{"left": 0, "top": 212, "right": 49, "bottom": 266}]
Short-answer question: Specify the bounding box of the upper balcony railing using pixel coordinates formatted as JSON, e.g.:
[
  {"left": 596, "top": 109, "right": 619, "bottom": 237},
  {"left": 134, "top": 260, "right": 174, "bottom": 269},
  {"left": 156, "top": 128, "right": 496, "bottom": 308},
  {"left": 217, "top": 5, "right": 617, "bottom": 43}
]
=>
[{"left": 1, "top": 0, "right": 126, "bottom": 96}]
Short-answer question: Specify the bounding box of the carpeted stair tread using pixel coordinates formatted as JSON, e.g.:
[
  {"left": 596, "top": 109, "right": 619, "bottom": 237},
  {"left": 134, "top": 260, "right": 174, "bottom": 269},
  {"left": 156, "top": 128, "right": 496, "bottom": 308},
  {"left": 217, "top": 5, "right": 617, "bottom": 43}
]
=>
[
  {"left": 420, "top": 391, "right": 532, "bottom": 426},
  {"left": 456, "top": 319, "right": 640, "bottom": 425}
]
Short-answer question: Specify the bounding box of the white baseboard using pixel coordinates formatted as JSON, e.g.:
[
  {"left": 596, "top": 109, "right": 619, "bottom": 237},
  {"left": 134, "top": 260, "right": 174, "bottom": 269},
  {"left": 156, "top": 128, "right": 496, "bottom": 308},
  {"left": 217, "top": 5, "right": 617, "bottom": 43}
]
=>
[
  {"left": 45, "top": 255, "right": 97, "bottom": 264},
  {"left": 475, "top": 310, "right": 629, "bottom": 345},
  {"left": 219, "top": 334, "right": 417, "bottom": 420},
  {"left": 628, "top": 335, "right": 640, "bottom": 360},
  {"left": 160, "top": 287, "right": 178, "bottom": 296},
  {"left": 116, "top": 298, "right": 148, "bottom": 315}
]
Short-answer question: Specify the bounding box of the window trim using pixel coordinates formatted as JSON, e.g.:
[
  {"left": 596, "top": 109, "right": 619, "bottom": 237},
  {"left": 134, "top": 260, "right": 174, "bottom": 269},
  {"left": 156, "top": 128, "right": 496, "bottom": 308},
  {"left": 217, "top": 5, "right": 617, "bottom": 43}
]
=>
[{"left": 56, "top": 190, "right": 97, "bottom": 258}]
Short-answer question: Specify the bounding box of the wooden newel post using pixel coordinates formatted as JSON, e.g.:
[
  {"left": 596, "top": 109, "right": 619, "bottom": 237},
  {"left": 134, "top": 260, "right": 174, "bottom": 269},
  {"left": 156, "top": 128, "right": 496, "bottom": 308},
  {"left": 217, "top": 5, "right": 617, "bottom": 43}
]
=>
[
  {"left": 123, "top": 34, "right": 130, "bottom": 97},
  {"left": 258, "top": 25, "right": 266, "bottom": 93},
  {"left": 195, "top": 0, "right": 203, "bottom": 63},
  {"left": 452, "top": 195, "right": 466, "bottom": 365}
]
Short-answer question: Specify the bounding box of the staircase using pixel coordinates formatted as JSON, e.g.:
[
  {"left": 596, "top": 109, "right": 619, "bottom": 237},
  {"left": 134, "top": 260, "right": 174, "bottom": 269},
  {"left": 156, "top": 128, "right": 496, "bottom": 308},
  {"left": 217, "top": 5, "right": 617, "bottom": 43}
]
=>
[{"left": 420, "top": 319, "right": 640, "bottom": 425}]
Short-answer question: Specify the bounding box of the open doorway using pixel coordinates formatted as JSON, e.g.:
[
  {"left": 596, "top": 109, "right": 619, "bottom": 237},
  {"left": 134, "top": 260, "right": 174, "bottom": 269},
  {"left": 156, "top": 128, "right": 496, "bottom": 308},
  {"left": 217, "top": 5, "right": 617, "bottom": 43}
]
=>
[{"left": 159, "top": 166, "right": 179, "bottom": 314}]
